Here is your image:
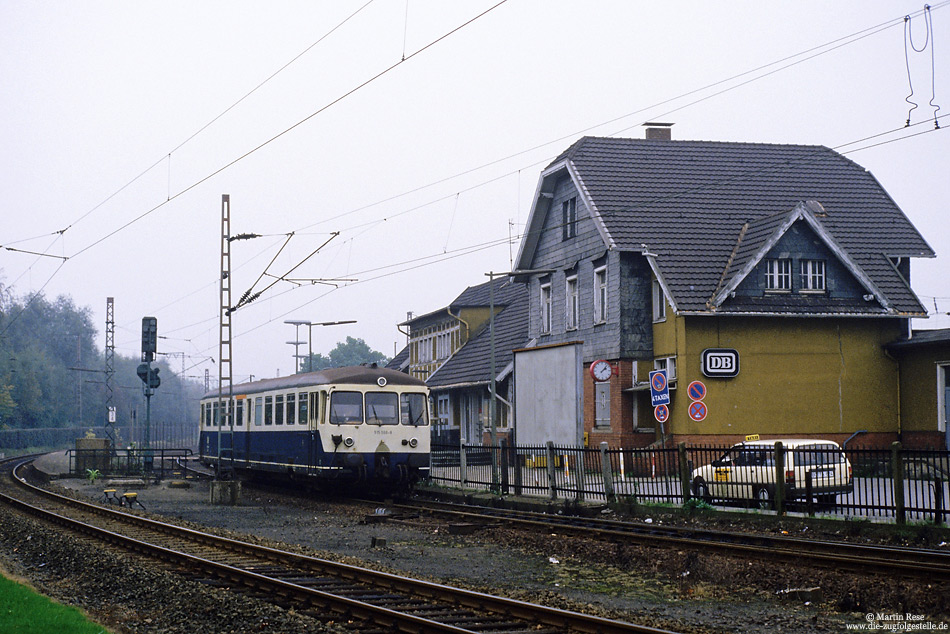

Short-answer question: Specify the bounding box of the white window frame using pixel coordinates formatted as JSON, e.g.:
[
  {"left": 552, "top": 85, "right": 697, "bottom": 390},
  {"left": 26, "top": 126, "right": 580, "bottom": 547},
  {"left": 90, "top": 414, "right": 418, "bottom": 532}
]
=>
[
  {"left": 540, "top": 282, "right": 552, "bottom": 334},
  {"left": 652, "top": 278, "right": 666, "bottom": 323},
  {"left": 593, "top": 266, "right": 607, "bottom": 324},
  {"left": 562, "top": 197, "right": 576, "bottom": 240},
  {"left": 799, "top": 259, "right": 826, "bottom": 292},
  {"left": 765, "top": 258, "right": 792, "bottom": 291},
  {"left": 565, "top": 275, "right": 578, "bottom": 330},
  {"left": 654, "top": 356, "right": 677, "bottom": 382}
]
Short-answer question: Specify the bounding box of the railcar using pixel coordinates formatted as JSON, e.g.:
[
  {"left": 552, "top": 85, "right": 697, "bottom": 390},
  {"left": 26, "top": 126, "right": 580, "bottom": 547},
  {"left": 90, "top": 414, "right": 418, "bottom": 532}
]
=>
[{"left": 198, "top": 366, "right": 430, "bottom": 492}]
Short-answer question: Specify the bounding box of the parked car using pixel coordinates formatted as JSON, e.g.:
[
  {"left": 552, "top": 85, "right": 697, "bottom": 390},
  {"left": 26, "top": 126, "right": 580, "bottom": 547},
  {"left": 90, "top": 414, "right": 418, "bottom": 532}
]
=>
[{"left": 691, "top": 436, "right": 853, "bottom": 509}]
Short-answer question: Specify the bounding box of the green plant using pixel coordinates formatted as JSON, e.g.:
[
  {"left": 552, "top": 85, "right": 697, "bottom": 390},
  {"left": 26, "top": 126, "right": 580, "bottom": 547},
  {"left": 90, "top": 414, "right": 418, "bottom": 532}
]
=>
[
  {"left": 85, "top": 468, "right": 102, "bottom": 484},
  {"left": 683, "top": 497, "right": 714, "bottom": 512}
]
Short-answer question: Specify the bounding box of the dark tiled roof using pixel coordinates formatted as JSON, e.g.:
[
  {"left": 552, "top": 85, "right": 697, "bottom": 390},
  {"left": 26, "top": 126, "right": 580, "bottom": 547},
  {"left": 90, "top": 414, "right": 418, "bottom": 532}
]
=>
[
  {"left": 426, "top": 284, "right": 529, "bottom": 388},
  {"left": 887, "top": 328, "right": 950, "bottom": 349},
  {"left": 557, "top": 136, "right": 933, "bottom": 315},
  {"left": 386, "top": 345, "right": 410, "bottom": 372},
  {"left": 451, "top": 276, "right": 524, "bottom": 308}
]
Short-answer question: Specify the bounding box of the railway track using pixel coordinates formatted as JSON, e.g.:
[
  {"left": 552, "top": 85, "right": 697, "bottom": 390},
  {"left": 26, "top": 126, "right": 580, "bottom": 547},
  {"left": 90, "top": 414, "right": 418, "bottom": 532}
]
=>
[
  {"left": 0, "top": 456, "right": 676, "bottom": 634},
  {"left": 392, "top": 497, "right": 950, "bottom": 581}
]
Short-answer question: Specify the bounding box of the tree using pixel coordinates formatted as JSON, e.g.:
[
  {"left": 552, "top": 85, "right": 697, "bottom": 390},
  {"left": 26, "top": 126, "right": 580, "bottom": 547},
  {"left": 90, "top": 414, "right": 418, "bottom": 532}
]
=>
[{"left": 299, "top": 337, "right": 389, "bottom": 373}]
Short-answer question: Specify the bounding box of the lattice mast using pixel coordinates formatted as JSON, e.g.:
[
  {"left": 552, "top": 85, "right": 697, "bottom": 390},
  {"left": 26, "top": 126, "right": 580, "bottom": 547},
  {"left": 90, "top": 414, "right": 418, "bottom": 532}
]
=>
[
  {"left": 217, "top": 194, "right": 235, "bottom": 479},
  {"left": 104, "top": 297, "right": 116, "bottom": 449}
]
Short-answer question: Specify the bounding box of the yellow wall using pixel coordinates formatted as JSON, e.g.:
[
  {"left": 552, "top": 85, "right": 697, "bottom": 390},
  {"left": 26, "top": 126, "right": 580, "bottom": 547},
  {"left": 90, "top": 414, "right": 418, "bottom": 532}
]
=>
[
  {"left": 653, "top": 314, "right": 904, "bottom": 437},
  {"left": 893, "top": 342, "right": 950, "bottom": 433}
]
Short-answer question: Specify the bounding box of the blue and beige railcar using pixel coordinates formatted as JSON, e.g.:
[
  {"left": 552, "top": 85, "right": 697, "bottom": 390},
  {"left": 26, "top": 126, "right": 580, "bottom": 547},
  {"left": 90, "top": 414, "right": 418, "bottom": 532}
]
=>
[{"left": 199, "top": 366, "right": 430, "bottom": 490}]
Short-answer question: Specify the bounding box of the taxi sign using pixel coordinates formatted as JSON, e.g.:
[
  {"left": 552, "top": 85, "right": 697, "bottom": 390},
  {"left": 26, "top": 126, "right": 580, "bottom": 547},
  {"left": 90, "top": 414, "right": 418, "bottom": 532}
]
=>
[
  {"left": 744, "top": 434, "right": 760, "bottom": 442},
  {"left": 649, "top": 370, "right": 670, "bottom": 406}
]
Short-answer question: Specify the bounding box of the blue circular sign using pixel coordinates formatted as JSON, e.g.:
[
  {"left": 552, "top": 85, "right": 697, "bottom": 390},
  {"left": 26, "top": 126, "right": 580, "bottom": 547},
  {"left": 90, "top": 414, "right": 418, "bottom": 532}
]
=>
[
  {"left": 654, "top": 404, "right": 669, "bottom": 423},
  {"left": 687, "top": 380, "right": 706, "bottom": 401}
]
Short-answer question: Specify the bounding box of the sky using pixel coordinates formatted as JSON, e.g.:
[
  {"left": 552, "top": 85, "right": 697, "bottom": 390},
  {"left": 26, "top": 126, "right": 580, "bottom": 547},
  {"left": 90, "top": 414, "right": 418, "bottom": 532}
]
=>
[{"left": 1, "top": 1, "right": 948, "bottom": 385}]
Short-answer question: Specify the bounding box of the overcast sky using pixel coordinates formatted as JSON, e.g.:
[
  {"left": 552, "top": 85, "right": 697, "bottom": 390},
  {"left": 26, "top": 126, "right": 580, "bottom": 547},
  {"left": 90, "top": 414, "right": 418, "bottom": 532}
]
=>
[{"left": 2, "top": 1, "right": 947, "bottom": 384}]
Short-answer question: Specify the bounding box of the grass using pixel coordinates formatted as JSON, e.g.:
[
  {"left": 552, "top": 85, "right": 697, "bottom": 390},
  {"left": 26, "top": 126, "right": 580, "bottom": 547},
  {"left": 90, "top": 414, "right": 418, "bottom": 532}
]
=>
[{"left": 0, "top": 573, "right": 110, "bottom": 634}]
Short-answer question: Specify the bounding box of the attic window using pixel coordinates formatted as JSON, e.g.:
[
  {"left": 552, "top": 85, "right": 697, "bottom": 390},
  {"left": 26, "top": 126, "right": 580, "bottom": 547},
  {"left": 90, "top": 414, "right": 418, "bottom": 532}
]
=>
[
  {"left": 764, "top": 258, "right": 792, "bottom": 292},
  {"left": 562, "top": 197, "right": 577, "bottom": 240},
  {"left": 800, "top": 259, "right": 826, "bottom": 292}
]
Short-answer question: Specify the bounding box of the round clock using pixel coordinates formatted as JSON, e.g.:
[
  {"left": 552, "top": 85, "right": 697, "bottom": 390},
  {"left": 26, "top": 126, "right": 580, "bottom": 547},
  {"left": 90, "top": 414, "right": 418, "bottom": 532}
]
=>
[{"left": 590, "top": 359, "right": 613, "bottom": 382}]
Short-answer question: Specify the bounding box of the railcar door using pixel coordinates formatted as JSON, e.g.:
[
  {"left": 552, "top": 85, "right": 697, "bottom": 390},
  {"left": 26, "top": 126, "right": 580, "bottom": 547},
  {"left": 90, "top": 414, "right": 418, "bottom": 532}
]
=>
[{"left": 307, "top": 391, "right": 319, "bottom": 477}]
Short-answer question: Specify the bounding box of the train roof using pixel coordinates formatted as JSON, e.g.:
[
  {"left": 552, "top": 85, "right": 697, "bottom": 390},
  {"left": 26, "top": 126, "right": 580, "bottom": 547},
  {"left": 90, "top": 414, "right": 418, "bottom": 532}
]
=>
[{"left": 201, "top": 365, "right": 426, "bottom": 399}]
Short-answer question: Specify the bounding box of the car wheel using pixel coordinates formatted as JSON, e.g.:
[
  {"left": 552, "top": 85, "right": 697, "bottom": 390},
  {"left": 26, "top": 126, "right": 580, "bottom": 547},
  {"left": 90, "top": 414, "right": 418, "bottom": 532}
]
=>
[
  {"left": 754, "top": 486, "right": 773, "bottom": 510},
  {"left": 693, "top": 478, "right": 711, "bottom": 503}
]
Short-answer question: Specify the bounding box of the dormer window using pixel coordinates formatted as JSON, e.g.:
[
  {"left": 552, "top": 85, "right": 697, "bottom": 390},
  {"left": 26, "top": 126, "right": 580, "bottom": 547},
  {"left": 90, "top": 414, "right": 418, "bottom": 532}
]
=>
[
  {"left": 800, "top": 259, "right": 826, "bottom": 292},
  {"left": 765, "top": 258, "right": 792, "bottom": 291}
]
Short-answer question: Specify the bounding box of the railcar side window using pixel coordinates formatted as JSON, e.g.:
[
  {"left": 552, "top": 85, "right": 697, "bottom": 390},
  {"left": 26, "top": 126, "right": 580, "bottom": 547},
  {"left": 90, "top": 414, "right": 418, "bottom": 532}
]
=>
[
  {"left": 286, "top": 393, "right": 295, "bottom": 425},
  {"left": 212, "top": 402, "right": 220, "bottom": 427},
  {"left": 236, "top": 399, "right": 244, "bottom": 427},
  {"left": 265, "top": 396, "right": 273, "bottom": 425},
  {"left": 401, "top": 393, "right": 428, "bottom": 426},
  {"left": 366, "top": 392, "right": 399, "bottom": 425},
  {"left": 254, "top": 397, "right": 263, "bottom": 426},
  {"left": 275, "top": 394, "right": 284, "bottom": 425},
  {"left": 298, "top": 392, "right": 308, "bottom": 425},
  {"left": 330, "top": 391, "right": 363, "bottom": 425}
]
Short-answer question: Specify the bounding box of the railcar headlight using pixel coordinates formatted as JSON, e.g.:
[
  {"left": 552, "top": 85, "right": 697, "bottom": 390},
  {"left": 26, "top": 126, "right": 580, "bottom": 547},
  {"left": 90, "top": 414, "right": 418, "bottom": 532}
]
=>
[
  {"left": 408, "top": 438, "right": 418, "bottom": 448},
  {"left": 343, "top": 437, "right": 355, "bottom": 448}
]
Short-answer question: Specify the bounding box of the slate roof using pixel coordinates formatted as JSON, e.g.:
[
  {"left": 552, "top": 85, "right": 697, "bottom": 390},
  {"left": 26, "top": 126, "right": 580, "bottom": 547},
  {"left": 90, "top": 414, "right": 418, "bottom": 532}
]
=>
[
  {"left": 401, "top": 275, "right": 524, "bottom": 326},
  {"left": 532, "top": 136, "right": 934, "bottom": 316},
  {"left": 426, "top": 282, "right": 529, "bottom": 389},
  {"left": 887, "top": 328, "right": 950, "bottom": 350},
  {"left": 386, "top": 345, "right": 410, "bottom": 372}
]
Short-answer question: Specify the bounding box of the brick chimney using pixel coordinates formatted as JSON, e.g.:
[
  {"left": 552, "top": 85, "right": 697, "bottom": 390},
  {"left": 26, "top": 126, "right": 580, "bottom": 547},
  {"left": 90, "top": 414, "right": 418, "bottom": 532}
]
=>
[{"left": 643, "top": 122, "right": 673, "bottom": 140}]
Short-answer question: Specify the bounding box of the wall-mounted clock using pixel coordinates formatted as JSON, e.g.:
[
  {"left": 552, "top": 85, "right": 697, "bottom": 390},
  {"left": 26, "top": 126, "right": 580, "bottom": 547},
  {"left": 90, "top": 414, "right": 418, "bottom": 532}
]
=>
[{"left": 590, "top": 359, "right": 613, "bottom": 382}]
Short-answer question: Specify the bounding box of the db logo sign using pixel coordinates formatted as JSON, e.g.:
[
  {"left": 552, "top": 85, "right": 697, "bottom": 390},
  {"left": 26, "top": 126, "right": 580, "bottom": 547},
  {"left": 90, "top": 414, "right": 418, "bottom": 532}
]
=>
[{"left": 701, "top": 349, "right": 739, "bottom": 378}]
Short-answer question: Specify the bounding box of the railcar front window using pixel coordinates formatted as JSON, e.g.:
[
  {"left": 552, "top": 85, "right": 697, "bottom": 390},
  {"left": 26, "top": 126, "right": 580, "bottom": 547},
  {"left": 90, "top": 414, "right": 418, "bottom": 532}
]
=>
[
  {"left": 401, "top": 393, "right": 429, "bottom": 426},
  {"left": 366, "top": 392, "right": 399, "bottom": 425},
  {"left": 330, "top": 391, "right": 363, "bottom": 425}
]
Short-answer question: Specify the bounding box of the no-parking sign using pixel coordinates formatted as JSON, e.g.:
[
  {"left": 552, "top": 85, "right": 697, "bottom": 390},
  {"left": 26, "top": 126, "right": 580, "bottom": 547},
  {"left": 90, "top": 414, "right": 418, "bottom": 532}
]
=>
[
  {"left": 688, "top": 401, "right": 708, "bottom": 422},
  {"left": 649, "top": 370, "right": 670, "bottom": 406},
  {"left": 654, "top": 404, "right": 670, "bottom": 423}
]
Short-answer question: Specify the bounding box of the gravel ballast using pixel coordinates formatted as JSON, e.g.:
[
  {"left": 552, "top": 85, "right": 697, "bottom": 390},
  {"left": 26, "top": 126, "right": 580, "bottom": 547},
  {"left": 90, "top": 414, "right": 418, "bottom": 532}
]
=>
[{"left": 1, "top": 476, "right": 947, "bottom": 633}]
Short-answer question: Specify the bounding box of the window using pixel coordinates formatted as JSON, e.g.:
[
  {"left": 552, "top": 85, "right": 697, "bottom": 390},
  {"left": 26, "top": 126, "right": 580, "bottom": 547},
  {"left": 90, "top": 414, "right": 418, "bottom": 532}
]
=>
[
  {"left": 254, "top": 397, "right": 263, "bottom": 426},
  {"left": 212, "top": 402, "right": 219, "bottom": 427},
  {"left": 562, "top": 197, "right": 576, "bottom": 240},
  {"left": 593, "top": 266, "right": 607, "bottom": 323},
  {"left": 298, "top": 392, "right": 308, "bottom": 425},
  {"left": 654, "top": 356, "right": 677, "bottom": 382},
  {"left": 540, "top": 282, "right": 552, "bottom": 333},
  {"left": 330, "top": 391, "right": 363, "bottom": 424},
  {"left": 800, "top": 259, "right": 826, "bottom": 291},
  {"left": 264, "top": 396, "right": 273, "bottom": 425},
  {"left": 366, "top": 392, "right": 399, "bottom": 425},
  {"left": 652, "top": 278, "right": 666, "bottom": 322},
  {"left": 286, "top": 393, "right": 296, "bottom": 425},
  {"left": 236, "top": 399, "right": 244, "bottom": 427},
  {"left": 401, "top": 393, "right": 429, "bottom": 426},
  {"left": 565, "top": 275, "right": 578, "bottom": 330},
  {"left": 765, "top": 258, "right": 792, "bottom": 291},
  {"left": 275, "top": 394, "right": 284, "bottom": 425}
]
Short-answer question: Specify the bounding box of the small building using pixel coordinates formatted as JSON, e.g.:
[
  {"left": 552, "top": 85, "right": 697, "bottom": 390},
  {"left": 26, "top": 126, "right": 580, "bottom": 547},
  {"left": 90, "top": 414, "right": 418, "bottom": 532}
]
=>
[
  {"left": 511, "top": 129, "right": 937, "bottom": 449},
  {"left": 886, "top": 328, "right": 950, "bottom": 449}
]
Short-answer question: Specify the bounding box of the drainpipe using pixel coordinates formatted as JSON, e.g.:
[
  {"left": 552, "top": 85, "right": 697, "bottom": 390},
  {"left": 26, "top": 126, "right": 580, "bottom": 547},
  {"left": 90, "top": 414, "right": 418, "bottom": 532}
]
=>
[
  {"left": 883, "top": 347, "right": 902, "bottom": 442},
  {"left": 843, "top": 430, "right": 867, "bottom": 450}
]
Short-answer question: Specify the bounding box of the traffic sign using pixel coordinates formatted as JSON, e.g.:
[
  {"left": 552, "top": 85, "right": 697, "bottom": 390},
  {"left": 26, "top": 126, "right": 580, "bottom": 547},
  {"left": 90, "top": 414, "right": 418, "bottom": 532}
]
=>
[
  {"left": 688, "top": 401, "right": 707, "bottom": 422},
  {"left": 649, "top": 370, "right": 670, "bottom": 406},
  {"left": 687, "top": 380, "right": 706, "bottom": 401},
  {"left": 654, "top": 404, "right": 669, "bottom": 423}
]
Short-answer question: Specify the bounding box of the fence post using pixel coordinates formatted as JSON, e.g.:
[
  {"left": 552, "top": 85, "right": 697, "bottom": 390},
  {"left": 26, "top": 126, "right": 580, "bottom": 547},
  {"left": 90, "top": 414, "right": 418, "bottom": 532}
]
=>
[
  {"left": 774, "top": 441, "right": 786, "bottom": 515},
  {"left": 678, "top": 443, "right": 691, "bottom": 505},
  {"left": 600, "top": 442, "right": 615, "bottom": 503},
  {"left": 546, "top": 441, "right": 557, "bottom": 500},
  {"left": 892, "top": 442, "right": 905, "bottom": 526},
  {"left": 500, "top": 439, "right": 510, "bottom": 495},
  {"left": 512, "top": 443, "right": 523, "bottom": 496},
  {"left": 460, "top": 444, "right": 468, "bottom": 489}
]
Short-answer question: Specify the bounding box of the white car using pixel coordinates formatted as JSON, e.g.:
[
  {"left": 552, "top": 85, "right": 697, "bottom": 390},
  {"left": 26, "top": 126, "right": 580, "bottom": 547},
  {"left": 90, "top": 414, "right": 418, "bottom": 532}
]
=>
[{"left": 691, "top": 437, "right": 853, "bottom": 509}]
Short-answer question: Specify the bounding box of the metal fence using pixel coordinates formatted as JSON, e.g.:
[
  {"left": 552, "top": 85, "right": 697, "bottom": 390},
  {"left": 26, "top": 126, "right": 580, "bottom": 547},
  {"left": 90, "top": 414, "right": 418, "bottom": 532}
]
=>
[
  {"left": 429, "top": 441, "right": 950, "bottom": 526},
  {"left": 67, "top": 447, "right": 193, "bottom": 480}
]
